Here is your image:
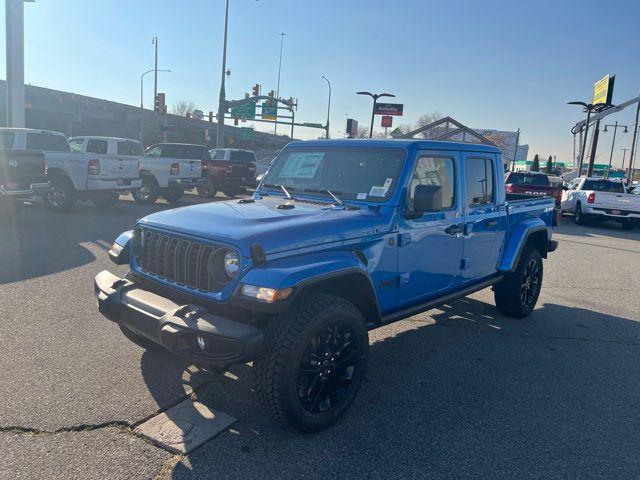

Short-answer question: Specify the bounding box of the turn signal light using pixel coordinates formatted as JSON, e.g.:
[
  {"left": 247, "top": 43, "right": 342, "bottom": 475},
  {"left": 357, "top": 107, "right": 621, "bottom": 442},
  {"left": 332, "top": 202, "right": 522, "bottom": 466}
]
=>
[{"left": 87, "top": 159, "right": 100, "bottom": 175}]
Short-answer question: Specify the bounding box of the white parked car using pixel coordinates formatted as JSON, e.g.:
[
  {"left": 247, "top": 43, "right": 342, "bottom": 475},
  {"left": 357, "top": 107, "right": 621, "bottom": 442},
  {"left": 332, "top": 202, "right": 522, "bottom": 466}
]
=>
[
  {"left": 561, "top": 177, "right": 640, "bottom": 230},
  {"left": 0, "top": 128, "right": 141, "bottom": 210},
  {"left": 137, "top": 143, "right": 205, "bottom": 204}
]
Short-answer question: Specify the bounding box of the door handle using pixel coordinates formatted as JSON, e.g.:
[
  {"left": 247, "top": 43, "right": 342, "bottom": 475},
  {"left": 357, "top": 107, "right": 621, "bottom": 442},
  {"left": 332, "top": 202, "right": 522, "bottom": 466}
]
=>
[
  {"left": 444, "top": 224, "right": 463, "bottom": 236},
  {"left": 484, "top": 219, "right": 499, "bottom": 228}
]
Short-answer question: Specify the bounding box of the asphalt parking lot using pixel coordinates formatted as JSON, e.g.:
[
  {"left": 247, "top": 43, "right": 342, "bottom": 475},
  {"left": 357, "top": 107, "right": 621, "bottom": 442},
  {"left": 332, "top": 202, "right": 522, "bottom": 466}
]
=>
[{"left": 1, "top": 194, "right": 639, "bottom": 480}]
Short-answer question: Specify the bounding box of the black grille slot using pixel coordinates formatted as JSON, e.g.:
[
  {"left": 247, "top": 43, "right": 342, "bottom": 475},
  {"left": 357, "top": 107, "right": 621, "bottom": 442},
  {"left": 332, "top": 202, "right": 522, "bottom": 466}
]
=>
[{"left": 138, "top": 229, "right": 228, "bottom": 293}]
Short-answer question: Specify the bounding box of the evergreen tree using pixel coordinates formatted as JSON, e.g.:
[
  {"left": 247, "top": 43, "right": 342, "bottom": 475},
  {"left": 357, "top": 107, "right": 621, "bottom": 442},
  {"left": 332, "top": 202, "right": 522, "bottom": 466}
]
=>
[
  {"left": 531, "top": 154, "right": 540, "bottom": 172},
  {"left": 546, "top": 156, "right": 554, "bottom": 174}
]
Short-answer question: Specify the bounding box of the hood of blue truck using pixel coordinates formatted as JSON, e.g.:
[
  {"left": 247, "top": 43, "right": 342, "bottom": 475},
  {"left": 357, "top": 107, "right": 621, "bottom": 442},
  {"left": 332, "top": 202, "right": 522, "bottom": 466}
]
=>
[{"left": 138, "top": 196, "right": 379, "bottom": 256}]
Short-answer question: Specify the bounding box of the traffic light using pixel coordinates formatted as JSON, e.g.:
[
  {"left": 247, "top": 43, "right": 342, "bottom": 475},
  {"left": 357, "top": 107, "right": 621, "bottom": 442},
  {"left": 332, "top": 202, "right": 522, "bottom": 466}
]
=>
[
  {"left": 252, "top": 84, "right": 261, "bottom": 97},
  {"left": 154, "top": 93, "right": 166, "bottom": 114},
  {"left": 286, "top": 97, "right": 294, "bottom": 111},
  {"left": 268, "top": 90, "right": 275, "bottom": 97},
  {"left": 208, "top": 111, "right": 213, "bottom": 122}
]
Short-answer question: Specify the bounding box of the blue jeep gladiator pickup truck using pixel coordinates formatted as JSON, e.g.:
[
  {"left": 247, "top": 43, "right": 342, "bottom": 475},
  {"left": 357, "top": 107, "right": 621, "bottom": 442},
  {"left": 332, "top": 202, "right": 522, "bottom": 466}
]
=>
[{"left": 95, "top": 139, "right": 557, "bottom": 431}]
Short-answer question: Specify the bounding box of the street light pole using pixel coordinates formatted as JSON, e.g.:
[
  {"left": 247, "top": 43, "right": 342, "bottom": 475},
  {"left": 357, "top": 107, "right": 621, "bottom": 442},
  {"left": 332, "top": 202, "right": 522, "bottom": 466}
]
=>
[
  {"left": 603, "top": 121, "right": 628, "bottom": 177},
  {"left": 140, "top": 68, "right": 171, "bottom": 143},
  {"left": 152, "top": 37, "right": 158, "bottom": 106},
  {"left": 621, "top": 148, "right": 629, "bottom": 171},
  {"left": 357, "top": 91, "right": 395, "bottom": 138},
  {"left": 511, "top": 128, "right": 520, "bottom": 172},
  {"left": 274, "top": 32, "right": 285, "bottom": 136},
  {"left": 568, "top": 101, "right": 606, "bottom": 175},
  {"left": 216, "top": 0, "right": 230, "bottom": 148},
  {"left": 321, "top": 76, "right": 331, "bottom": 139}
]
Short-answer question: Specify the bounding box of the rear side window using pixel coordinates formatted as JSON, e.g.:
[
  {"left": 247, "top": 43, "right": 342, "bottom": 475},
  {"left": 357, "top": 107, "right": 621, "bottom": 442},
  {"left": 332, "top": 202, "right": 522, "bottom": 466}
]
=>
[
  {"left": 161, "top": 144, "right": 183, "bottom": 158},
  {"left": 507, "top": 172, "right": 549, "bottom": 186},
  {"left": 583, "top": 180, "right": 625, "bottom": 193},
  {"left": 466, "top": 157, "right": 494, "bottom": 205},
  {"left": 230, "top": 150, "right": 256, "bottom": 163},
  {"left": 69, "top": 138, "right": 85, "bottom": 152},
  {"left": 183, "top": 145, "right": 207, "bottom": 160},
  {"left": 86, "top": 139, "right": 108, "bottom": 154},
  {"left": 145, "top": 145, "right": 161, "bottom": 157},
  {"left": 409, "top": 156, "right": 456, "bottom": 209},
  {"left": 0, "top": 131, "right": 15, "bottom": 148},
  {"left": 117, "top": 141, "right": 143, "bottom": 156},
  {"left": 26, "top": 132, "right": 71, "bottom": 152},
  {"left": 210, "top": 149, "right": 226, "bottom": 160}
]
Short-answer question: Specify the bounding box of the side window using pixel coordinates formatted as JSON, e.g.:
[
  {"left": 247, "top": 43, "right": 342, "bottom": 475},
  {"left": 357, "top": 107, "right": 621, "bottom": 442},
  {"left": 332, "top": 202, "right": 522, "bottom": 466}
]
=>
[
  {"left": 86, "top": 139, "right": 108, "bottom": 155},
  {"left": 408, "top": 156, "right": 456, "bottom": 210},
  {"left": 145, "top": 145, "right": 161, "bottom": 157},
  {"left": 69, "top": 139, "right": 85, "bottom": 152},
  {"left": 183, "top": 145, "right": 204, "bottom": 159},
  {"left": 117, "top": 141, "right": 143, "bottom": 156},
  {"left": 161, "top": 144, "right": 182, "bottom": 158},
  {"left": 211, "top": 149, "right": 226, "bottom": 160},
  {"left": 466, "top": 157, "right": 494, "bottom": 205}
]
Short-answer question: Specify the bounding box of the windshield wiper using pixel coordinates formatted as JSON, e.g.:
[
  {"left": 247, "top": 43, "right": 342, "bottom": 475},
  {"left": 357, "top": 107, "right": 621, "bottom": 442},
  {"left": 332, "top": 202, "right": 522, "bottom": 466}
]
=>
[
  {"left": 262, "top": 183, "right": 295, "bottom": 200},
  {"left": 304, "top": 188, "right": 344, "bottom": 206}
]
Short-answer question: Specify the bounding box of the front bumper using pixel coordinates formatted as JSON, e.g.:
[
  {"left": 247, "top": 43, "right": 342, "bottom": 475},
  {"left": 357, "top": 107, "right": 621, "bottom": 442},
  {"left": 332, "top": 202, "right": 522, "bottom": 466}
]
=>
[
  {"left": 0, "top": 181, "right": 50, "bottom": 197},
  {"left": 86, "top": 178, "right": 142, "bottom": 191},
  {"left": 94, "top": 270, "right": 264, "bottom": 368}
]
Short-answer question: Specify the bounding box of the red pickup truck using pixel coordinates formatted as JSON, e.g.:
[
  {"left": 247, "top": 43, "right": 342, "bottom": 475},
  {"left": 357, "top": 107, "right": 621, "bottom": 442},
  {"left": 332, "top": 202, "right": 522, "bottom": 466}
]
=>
[
  {"left": 504, "top": 171, "right": 562, "bottom": 224},
  {"left": 197, "top": 148, "right": 257, "bottom": 198}
]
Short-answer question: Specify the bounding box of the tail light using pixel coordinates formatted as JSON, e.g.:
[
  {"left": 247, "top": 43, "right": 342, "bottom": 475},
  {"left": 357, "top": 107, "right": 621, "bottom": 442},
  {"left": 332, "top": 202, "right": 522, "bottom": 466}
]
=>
[
  {"left": 505, "top": 184, "right": 513, "bottom": 193},
  {"left": 554, "top": 189, "right": 562, "bottom": 204},
  {"left": 170, "top": 162, "right": 180, "bottom": 175},
  {"left": 87, "top": 159, "right": 100, "bottom": 175},
  {"left": 587, "top": 192, "right": 595, "bottom": 204}
]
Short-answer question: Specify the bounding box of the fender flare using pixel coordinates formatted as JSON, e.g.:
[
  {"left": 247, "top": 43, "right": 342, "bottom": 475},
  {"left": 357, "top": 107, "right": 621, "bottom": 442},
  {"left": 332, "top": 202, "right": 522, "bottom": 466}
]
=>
[{"left": 499, "top": 220, "right": 550, "bottom": 273}]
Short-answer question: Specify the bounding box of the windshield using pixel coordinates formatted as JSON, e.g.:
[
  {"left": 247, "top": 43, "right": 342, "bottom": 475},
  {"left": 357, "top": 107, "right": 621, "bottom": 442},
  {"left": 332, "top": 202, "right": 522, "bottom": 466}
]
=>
[
  {"left": 261, "top": 147, "right": 406, "bottom": 202},
  {"left": 583, "top": 180, "right": 625, "bottom": 193},
  {"left": 507, "top": 173, "right": 549, "bottom": 186}
]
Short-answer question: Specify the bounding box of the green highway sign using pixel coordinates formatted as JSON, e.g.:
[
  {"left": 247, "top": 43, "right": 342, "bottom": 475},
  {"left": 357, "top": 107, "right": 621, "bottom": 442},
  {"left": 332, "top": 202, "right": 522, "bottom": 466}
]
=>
[
  {"left": 261, "top": 104, "right": 278, "bottom": 120},
  {"left": 303, "top": 122, "right": 324, "bottom": 128},
  {"left": 230, "top": 102, "right": 256, "bottom": 119},
  {"left": 240, "top": 127, "right": 254, "bottom": 139}
]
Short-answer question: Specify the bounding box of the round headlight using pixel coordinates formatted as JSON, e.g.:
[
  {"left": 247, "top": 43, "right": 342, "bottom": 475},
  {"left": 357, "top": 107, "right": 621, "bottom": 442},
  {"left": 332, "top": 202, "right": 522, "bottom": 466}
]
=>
[{"left": 224, "top": 250, "right": 240, "bottom": 278}]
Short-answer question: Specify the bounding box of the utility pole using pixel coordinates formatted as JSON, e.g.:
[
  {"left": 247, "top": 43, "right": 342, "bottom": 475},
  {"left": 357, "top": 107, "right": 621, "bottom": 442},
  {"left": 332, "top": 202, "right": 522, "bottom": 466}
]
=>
[
  {"left": 274, "top": 32, "right": 285, "bottom": 135},
  {"left": 604, "top": 121, "right": 628, "bottom": 177},
  {"left": 322, "top": 76, "right": 331, "bottom": 139},
  {"left": 511, "top": 128, "right": 520, "bottom": 171},
  {"left": 152, "top": 37, "right": 158, "bottom": 107},
  {"left": 626, "top": 98, "right": 640, "bottom": 185},
  {"left": 621, "top": 148, "right": 629, "bottom": 170},
  {"left": 216, "top": 0, "right": 230, "bottom": 148},
  {"left": 5, "top": 0, "right": 27, "bottom": 128},
  {"left": 586, "top": 119, "right": 601, "bottom": 177}
]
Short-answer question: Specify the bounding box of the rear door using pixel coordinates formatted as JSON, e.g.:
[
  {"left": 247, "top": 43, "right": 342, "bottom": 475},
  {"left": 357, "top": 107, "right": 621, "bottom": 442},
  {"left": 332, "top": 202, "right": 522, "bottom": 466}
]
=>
[
  {"left": 397, "top": 150, "right": 464, "bottom": 303},
  {"left": 461, "top": 154, "right": 506, "bottom": 282}
]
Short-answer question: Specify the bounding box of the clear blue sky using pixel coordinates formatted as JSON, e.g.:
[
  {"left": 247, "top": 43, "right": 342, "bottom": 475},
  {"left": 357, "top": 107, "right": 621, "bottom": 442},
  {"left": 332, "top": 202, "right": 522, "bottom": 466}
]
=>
[{"left": 2, "top": 0, "right": 640, "bottom": 166}]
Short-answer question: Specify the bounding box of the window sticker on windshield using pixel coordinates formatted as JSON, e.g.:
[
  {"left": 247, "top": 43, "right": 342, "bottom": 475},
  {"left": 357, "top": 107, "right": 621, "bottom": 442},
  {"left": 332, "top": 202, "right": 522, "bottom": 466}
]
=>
[
  {"left": 279, "top": 152, "right": 324, "bottom": 179},
  {"left": 357, "top": 192, "right": 367, "bottom": 200},
  {"left": 368, "top": 178, "right": 393, "bottom": 197}
]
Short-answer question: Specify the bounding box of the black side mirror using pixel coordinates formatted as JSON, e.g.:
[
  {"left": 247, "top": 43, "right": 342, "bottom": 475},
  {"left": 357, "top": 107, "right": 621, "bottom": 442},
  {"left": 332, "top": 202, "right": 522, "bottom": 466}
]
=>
[{"left": 413, "top": 184, "right": 443, "bottom": 212}]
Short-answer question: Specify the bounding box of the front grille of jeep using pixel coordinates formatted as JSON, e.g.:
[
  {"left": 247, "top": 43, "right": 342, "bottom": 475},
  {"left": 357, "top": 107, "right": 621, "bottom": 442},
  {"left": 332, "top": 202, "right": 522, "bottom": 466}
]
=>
[{"left": 135, "top": 228, "right": 233, "bottom": 293}]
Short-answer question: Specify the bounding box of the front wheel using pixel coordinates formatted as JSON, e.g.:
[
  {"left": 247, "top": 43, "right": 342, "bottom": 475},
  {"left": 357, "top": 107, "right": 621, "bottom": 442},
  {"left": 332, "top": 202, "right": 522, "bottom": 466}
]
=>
[
  {"left": 90, "top": 191, "right": 119, "bottom": 208},
  {"left": 494, "top": 247, "right": 543, "bottom": 318},
  {"left": 253, "top": 293, "right": 369, "bottom": 432},
  {"left": 162, "top": 188, "right": 184, "bottom": 204}
]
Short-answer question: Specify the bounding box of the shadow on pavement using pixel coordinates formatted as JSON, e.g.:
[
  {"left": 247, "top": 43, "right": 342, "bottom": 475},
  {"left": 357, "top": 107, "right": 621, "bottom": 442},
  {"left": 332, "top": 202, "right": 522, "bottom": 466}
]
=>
[{"left": 135, "top": 298, "right": 640, "bottom": 479}]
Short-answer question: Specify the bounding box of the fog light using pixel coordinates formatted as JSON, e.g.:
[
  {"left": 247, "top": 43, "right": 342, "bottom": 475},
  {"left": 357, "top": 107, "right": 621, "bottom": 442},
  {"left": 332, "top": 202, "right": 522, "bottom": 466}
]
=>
[
  {"left": 197, "top": 335, "right": 206, "bottom": 351},
  {"left": 240, "top": 284, "right": 293, "bottom": 303}
]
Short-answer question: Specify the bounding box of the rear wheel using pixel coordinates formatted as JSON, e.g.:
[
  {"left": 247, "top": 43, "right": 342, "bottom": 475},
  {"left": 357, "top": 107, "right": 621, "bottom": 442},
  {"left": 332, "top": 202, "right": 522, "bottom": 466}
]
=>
[
  {"left": 46, "top": 176, "right": 77, "bottom": 211},
  {"left": 574, "top": 203, "right": 586, "bottom": 225},
  {"left": 162, "top": 188, "right": 184, "bottom": 204},
  {"left": 494, "top": 247, "right": 543, "bottom": 318},
  {"left": 253, "top": 293, "right": 369, "bottom": 432},
  {"left": 90, "top": 191, "right": 119, "bottom": 208},
  {"left": 196, "top": 177, "right": 218, "bottom": 198},
  {"left": 132, "top": 176, "right": 159, "bottom": 205}
]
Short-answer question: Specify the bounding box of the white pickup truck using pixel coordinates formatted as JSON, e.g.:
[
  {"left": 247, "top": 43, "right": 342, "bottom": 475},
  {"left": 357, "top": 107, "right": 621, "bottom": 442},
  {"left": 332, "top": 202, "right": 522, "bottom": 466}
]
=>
[
  {"left": 0, "top": 128, "right": 141, "bottom": 211},
  {"left": 561, "top": 177, "right": 640, "bottom": 230},
  {"left": 132, "top": 143, "right": 204, "bottom": 205}
]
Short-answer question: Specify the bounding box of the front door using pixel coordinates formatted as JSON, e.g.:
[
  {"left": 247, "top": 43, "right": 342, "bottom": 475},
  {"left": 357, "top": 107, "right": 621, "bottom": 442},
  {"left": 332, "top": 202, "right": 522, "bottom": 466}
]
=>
[
  {"left": 397, "top": 151, "right": 464, "bottom": 304},
  {"left": 461, "top": 154, "right": 506, "bottom": 282}
]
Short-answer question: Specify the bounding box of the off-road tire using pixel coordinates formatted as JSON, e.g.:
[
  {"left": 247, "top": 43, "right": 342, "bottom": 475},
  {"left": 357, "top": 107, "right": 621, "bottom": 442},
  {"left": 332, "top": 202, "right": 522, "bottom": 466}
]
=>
[
  {"left": 574, "top": 202, "right": 586, "bottom": 225},
  {"left": 132, "top": 176, "right": 160, "bottom": 205},
  {"left": 494, "top": 247, "right": 543, "bottom": 318},
  {"left": 196, "top": 177, "right": 218, "bottom": 198},
  {"left": 253, "top": 293, "right": 369, "bottom": 432},
  {"left": 118, "top": 325, "right": 165, "bottom": 352},
  {"left": 162, "top": 188, "right": 184, "bottom": 204},
  {"left": 90, "top": 191, "right": 119, "bottom": 208},
  {"left": 45, "top": 176, "right": 77, "bottom": 211}
]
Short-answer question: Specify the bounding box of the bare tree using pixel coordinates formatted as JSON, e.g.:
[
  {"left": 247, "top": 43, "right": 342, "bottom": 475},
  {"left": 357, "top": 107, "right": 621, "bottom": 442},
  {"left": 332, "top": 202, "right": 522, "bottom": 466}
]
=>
[
  {"left": 171, "top": 99, "right": 198, "bottom": 116},
  {"left": 356, "top": 126, "right": 370, "bottom": 138},
  {"left": 415, "top": 111, "right": 443, "bottom": 138},
  {"left": 483, "top": 133, "right": 508, "bottom": 155}
]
